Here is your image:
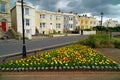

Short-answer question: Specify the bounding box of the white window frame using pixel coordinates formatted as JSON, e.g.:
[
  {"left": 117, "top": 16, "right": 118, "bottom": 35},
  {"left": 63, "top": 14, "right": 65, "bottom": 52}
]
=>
[
  {"left": 24, "top": 8, "right": 29, "bottom": 15},
  {"left": 0, "top": 4, "right": 6, "bottom": 13},
  {"left": 56, "top": 23, "right": 61, "bottom": 28},
  {"left": 50, "top": 15, "right": 53, "bottom": 20},
  {"left": 25, "top": 19, "right": 30, "bottom": 26},
  {"left": 56, "top": 16, "right": 60, "bottom": 20},
  {"left": 25, "top": 29, "right": 31, "bottom": 34},
  {"left": 40, "top": 14, "right": 45, "bottom": 19},
  {"left": 40, "top": 23, "right": 46, "bottom": 28},
  {"left": 69, "top": 24, "right": 73, "bottom": 28},
  {"left": 69, "top": 16, "right": 73, "bottom": 21}
]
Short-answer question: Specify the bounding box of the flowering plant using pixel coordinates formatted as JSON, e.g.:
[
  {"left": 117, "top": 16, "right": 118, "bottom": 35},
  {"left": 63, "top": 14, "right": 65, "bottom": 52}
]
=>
[{"left": 0, "top": 44, "right": 119, "bottom": 70}]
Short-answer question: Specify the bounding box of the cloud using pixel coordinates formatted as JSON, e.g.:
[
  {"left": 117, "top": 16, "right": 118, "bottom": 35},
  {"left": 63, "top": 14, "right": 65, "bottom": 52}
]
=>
[
  {"left": 10, "top": 0, "right": 120, "bottom": 22},
  {"left": 55, "top": 0, "right": 71, "bottom": 11}
]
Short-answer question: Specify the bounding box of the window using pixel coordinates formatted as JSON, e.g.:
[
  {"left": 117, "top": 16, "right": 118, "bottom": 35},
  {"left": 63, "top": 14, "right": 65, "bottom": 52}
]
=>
[
  {"left": 26, "top": 29, "right": 31, "bottom": 34},
  {"left": 50, "top": 15, "right": 53, "bottom": 20},
  {"left": 81, "top": 20, "right": 83, "bottom": 24},
  {"left": 69, "top": 24, "right": 73, "bottom": 28},
  {"left": 90, "top": 21, "right": 92, "bottom": 24},
  {"left": 94, "top": 22, "right": 96, "bottom": 25},
  {"left": 69, "top": 17, "right": 73, "bottom": 21},
  {"left": 64, "top": 17, "right": 68, "bottom": 21},
  {"left": 85, "top": 21, "right": 88, "bottom": 24},
  {"left": 0, "top": 4, "right": 6, "bottom": 13},
  {"left": 40, "top": 23, "right": 46, "bottom": 28},
  {"left": 56, "top": 24, "right": 61, "bottom": 28},
  {"left": 64, "top": 24, "right": 68, "bottom": 28},
  {"left": 40, "top": 14, "right": 45, "bottom": 19},
  {"left": 24, "top": 8, "right": 29, "bottom": 15},
  {"left": 56, "top": 16, "right": 60, "bottom": 20},
  {"left": 25, "top": 19, "right": 30, "bottom": 26}
]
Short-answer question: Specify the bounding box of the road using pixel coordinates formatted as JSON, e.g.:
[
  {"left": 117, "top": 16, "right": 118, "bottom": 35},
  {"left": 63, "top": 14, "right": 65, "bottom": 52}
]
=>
[{"left": 0, "top": 35, "right": 87, "bottom": 56}]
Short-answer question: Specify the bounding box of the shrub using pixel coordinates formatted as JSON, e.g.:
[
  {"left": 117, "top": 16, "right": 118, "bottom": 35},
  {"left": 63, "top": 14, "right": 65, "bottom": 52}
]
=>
[
  {"left": 79, "top": 34, "right": 114, "bottom": 48},
  {"left": 114, "top": 40, "right": 120, "bottom": 49}
]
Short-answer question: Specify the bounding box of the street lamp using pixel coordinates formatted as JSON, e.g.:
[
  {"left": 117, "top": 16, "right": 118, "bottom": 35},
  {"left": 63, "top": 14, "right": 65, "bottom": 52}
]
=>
[
  {"left": 21, "top": 0, "right": 27, "bottom": 58},
  {"left": 100, "top": 12, "right": 103, "bottom": 26},
  {"left": 100, "top": 12, "right": 103, "bottom": 33}
]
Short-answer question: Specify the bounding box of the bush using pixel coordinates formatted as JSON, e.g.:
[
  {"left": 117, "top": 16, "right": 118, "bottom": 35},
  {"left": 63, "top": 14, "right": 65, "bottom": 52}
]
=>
[
  {"left": 79, "top": 34, "right": 114, "bottom": 48},
  {"left": 114, "top": 40, "right": 120, "bottom": 49}
]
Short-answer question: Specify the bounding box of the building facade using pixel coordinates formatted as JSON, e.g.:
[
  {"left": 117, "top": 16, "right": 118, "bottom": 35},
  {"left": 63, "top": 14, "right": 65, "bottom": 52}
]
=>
[
  {"left": 89, "top": 16, "right": 98, "bottom": 28},
  {"left": 79, "top": 15, "right": 98, "bottom": 30},
  {"left": 0, "top": 0, "right": 11, "bottom": 32},
  {"left": 103, "top": 19, "right": 119, "bottom": 27},
  {"left": 35, "top": 10, "right": 64, "bottom": 34},
  {"left": 11, "top": 1, "right": 35, "bottom": 39},
  {"left": 79, "top": 15, "right": 90, "bottom": 30},
  {"left": 63, "top": 13, "right": 79, "bottom": 33}
]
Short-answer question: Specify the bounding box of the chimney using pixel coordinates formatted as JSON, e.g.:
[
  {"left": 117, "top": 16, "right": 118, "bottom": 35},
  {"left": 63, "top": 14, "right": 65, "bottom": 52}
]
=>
[
  {"left": 69, "top": 11, "right": 73, "bottom": 14},
  {"left": 58, "top": 8, "right": 61, "bottom": 12}
]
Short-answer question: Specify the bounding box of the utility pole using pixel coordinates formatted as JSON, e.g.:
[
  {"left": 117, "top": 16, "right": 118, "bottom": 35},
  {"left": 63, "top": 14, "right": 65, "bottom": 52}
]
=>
[{"left": 21, "top": 0, "right": 27, "bottom": 58}]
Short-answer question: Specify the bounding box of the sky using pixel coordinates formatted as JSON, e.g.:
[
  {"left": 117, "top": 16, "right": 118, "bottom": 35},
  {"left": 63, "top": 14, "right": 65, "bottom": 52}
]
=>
[{"left": 11, "top": 0, "right": 120, "bottom": 22}]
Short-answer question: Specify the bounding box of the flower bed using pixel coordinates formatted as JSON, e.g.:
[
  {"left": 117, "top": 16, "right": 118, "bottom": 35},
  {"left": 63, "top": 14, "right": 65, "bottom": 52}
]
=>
[{"left": 0, "top": 44, "right": 120, "bottom": 71}]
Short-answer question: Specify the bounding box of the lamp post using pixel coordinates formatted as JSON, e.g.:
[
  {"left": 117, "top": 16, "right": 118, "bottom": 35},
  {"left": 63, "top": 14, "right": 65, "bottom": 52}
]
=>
[
  {"left": 21, "top": 0, "right": 27, "bottom": 58},
  {"left": 100, "top": 12, "right": 103, "bottom": 34}
]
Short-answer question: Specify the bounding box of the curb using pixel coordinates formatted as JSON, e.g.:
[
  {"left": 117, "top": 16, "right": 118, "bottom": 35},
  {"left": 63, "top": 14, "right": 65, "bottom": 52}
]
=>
[{"left": 0, "top": 41, "right": 76, "bottom": 63}]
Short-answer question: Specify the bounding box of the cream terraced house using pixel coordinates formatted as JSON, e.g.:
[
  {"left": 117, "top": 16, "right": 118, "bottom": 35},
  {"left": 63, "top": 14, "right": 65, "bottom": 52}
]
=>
[
  {"left": 35, "top": 10, "right": 64, "bottom": 34},
  {"left": 89, "top": 16, "right": 99, "bottom": 28},
  {"left": 11, "top": 1, "right": 35, "bottom": 39},
  {"left": 63, "top": 13, "right": 80, "bottom": 32}
]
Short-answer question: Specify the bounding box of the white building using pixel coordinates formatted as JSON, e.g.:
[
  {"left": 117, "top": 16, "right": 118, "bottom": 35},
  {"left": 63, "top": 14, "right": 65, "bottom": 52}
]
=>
[
  {"left": 63, "top": 13, "right": 79, "bottom": 32},
  {"left": 103, "top": 19, "right": 119, "bottom": 27},
  {"left": 11, "top": 1, "right": 35, "bottom": 39},
  {"left": 89, "top": 16, "right": 99, "bottom": 28}
]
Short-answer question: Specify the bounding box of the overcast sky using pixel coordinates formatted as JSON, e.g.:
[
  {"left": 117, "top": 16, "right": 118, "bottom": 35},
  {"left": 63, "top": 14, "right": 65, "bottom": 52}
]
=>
[{"left": 11, "top": 0, "right": 120, "bottom": 22}]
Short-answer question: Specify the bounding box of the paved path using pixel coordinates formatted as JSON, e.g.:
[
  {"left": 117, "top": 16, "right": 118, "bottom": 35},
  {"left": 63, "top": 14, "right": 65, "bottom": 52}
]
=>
[
  {"left": 0, "top": 71, "right": 120, "bottom": 80},
  {"left": 95, "top": 48, "right": 120, "bottom": 64}
]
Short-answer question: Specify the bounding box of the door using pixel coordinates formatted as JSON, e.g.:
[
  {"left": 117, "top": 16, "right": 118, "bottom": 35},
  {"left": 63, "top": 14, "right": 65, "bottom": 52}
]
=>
[{"left": 1, "top": 22, "right": 6, "bottom": 32}]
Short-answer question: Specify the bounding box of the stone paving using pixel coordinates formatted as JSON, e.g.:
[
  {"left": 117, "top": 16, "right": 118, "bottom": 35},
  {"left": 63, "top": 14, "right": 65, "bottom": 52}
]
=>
[
  {"left": 95, "top": 48, "right": 120, "bottom": 64},
  {"left": 0, "top": 71, "right": 120, "bottom": 80}
]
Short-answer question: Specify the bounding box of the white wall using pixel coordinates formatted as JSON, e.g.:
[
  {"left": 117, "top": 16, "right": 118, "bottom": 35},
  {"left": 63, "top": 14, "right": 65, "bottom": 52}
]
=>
[
  {"left": 83, "top": 31, "right": 96, "bottom": 35},
  {"left": 15, "top": 2, "right": 35, "bottom": 39}
]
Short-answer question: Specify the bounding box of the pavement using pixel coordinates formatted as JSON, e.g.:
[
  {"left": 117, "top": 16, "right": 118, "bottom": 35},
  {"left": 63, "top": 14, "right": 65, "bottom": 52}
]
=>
[
  {"left": 95, "top": 48, "right": 120, "bottom": 64},
  {"left": 0, "top": 71, "right": 120, "bottom": 80}
]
